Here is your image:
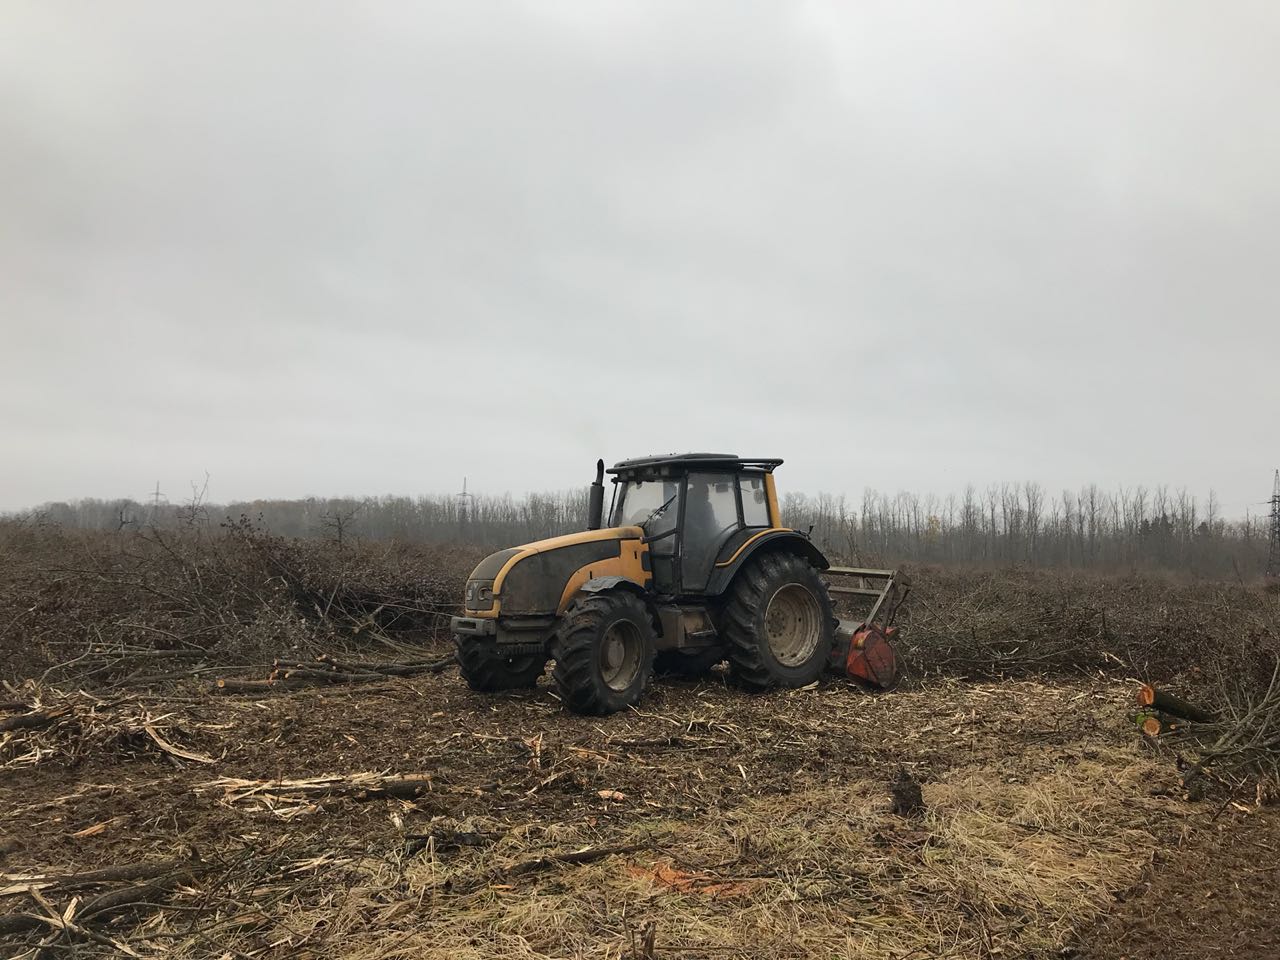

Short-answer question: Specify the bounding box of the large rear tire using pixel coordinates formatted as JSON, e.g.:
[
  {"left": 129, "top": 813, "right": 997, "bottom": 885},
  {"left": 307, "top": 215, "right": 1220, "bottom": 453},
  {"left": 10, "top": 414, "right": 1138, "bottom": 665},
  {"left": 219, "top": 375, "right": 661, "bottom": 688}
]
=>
[
  {"left": 454, "top": 635, "right": 546, "bottom": 691},
  {"left": 552, "top": 591, "right": 656, "bottom": 715},
  {"left": 721, "top": 551, "right": 834, "bottom": 691}
]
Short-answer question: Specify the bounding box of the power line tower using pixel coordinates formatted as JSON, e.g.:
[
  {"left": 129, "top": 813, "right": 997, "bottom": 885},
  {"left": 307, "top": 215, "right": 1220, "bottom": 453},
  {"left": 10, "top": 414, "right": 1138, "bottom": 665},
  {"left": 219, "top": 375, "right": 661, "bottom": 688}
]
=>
[
  {"left": 147, "top": 481, "right": 167, "bottom": 526},
  {"left": 457, "top": 477, "right": 474, "bottom": 536},
  {"left": 1269, "top": 469, "right": 1280, "bottom": 579}
]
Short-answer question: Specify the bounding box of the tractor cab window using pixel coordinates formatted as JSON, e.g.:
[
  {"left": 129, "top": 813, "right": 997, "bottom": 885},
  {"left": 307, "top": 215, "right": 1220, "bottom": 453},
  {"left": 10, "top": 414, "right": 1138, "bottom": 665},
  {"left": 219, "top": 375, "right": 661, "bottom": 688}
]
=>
[
  {"left": 740, "top": 475, "right": 770, "bottom": 526},
  {"left": 682, "top": 473, "right": 742, "bottom": 591},
  {"left": 615, "top": 477, "right": 681, "bottom": 593},
  {"left": 613, "top": 478, "right": 679, "bottom": 536}
]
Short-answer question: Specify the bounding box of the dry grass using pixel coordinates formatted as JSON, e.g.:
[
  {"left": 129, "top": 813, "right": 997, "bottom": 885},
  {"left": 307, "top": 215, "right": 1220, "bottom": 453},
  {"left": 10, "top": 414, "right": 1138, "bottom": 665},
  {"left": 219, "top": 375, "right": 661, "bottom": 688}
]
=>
[
  {"left": 1, "top": 674, "right": 1181, "bottom": 959},
  {"left": 284, "top": 752, "right": 1162, "bottom": 960}
]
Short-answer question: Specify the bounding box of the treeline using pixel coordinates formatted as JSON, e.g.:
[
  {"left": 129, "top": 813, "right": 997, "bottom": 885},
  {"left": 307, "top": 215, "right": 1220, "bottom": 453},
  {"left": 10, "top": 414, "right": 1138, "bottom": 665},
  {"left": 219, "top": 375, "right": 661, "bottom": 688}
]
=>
[
  {"left": 13, "top": 481, "right": 1272, "bottom": 577},
  {"left": 20, "top": 491, "right": 591, "bottom": 549},
  {"left": 782, "top": 483, "right": 1268, "bottom": 577}
]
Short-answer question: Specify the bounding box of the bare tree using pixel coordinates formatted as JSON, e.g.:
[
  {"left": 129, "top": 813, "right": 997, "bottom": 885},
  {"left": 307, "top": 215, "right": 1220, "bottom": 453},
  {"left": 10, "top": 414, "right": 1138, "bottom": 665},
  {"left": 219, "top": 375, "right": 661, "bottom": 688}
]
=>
[{"left": 319, "top": 500, "right": 363, "bottom": 549}]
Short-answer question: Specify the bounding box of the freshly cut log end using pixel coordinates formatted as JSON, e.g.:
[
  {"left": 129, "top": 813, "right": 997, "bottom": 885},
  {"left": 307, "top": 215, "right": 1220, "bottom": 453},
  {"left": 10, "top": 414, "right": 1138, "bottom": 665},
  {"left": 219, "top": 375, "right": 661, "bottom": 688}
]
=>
[
  {"left": 1134, "top": 684, "right": 1216, "bottom": 724},
  {"left": 1142, "top": 716, "right": 1162, "bottom": 737}
]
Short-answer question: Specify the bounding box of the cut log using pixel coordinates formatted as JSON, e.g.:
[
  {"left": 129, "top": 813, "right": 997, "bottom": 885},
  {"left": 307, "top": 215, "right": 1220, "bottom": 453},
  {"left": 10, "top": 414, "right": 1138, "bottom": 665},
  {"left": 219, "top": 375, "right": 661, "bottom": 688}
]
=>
[
  {"left": 1136, "top": 685, "right": 1216, "bottom": 724},
  {"left": 212, "top": 678, "right": 310, "bottom": 694},
  {"left": 215, "top": 654, "right": 456, "bottom": 694},
  {"left": 0, "top": 706, "right": 72, "bottom": 733},
  {"left": 210, "top": 772, "right": 435, "bottom": 804},
  {"left": 273, "top": 659, "right": 350, "bottom": 674},
  {"left": 316, "top": 654, "right": 456, "bottom": 676},
  {"left": 0, "top": 857, "right": 189, "bottom": 895},
  {"left": 281, "top": 668, "right": 384, "bottom": 684}
]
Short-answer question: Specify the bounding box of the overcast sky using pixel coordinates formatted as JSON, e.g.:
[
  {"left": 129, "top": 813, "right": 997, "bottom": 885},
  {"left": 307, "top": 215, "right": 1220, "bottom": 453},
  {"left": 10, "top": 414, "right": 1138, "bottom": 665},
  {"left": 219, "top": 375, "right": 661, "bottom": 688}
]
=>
[{"left": 2, "top": 2, "right": 1276, "bottom": 516}]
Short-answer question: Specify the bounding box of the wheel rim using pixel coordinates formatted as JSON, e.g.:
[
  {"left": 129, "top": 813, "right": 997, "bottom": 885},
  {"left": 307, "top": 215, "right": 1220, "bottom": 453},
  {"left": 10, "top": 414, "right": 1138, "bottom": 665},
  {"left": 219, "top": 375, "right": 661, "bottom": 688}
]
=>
[
  {"left": 599, "top": 619, "right": 643, "bottom": 691},
  {"left": 764, "top": 583, "right": 822, "bottom": 666}
]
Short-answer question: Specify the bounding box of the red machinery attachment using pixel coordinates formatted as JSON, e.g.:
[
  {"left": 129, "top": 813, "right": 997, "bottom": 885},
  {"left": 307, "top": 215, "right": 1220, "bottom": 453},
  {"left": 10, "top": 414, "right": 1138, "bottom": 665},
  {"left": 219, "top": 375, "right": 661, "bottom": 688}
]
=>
[{"left": 824, "top": 567, "right": 909, "bottom": 689}]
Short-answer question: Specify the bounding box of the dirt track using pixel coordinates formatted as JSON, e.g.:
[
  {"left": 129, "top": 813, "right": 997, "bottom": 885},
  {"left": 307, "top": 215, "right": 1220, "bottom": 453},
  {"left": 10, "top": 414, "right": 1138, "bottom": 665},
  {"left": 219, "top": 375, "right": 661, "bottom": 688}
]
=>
[{"left": 5, "top": 651, "right": 1274, "bottom": 959}]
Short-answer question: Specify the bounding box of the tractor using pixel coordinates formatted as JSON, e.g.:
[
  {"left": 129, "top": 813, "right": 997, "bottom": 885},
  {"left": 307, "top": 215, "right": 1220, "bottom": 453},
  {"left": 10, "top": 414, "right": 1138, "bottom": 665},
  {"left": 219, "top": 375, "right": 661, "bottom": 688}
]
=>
[{"left": 450, "top": 454, "right": 906, "bottom": 714}]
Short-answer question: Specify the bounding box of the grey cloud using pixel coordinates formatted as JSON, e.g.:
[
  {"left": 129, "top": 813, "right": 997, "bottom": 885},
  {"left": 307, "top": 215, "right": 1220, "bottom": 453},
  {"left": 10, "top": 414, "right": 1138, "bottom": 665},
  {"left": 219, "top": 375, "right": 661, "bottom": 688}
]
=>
[{"left": 1, "top": 1, "right": 1276, "bottom": 515}]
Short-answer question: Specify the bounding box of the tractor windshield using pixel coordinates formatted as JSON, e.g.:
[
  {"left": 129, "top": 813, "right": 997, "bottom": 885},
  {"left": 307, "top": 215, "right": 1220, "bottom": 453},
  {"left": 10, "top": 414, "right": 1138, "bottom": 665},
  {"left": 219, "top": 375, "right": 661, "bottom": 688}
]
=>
[{"left": 612, "top": 478, "right": 679, "bottom": 533}]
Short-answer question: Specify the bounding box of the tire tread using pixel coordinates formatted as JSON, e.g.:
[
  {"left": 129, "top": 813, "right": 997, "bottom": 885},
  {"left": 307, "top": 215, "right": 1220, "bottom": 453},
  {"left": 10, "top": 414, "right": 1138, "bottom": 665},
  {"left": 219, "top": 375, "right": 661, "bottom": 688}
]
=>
[
  {"left": 551, "top": 592, "right": 655, "bottom": 715},
  {"left": 721, "top": 551, "right": 833, "bottom": 691},
  {"left": 454, "top": 635, "right": 545, "bottom": 691}
]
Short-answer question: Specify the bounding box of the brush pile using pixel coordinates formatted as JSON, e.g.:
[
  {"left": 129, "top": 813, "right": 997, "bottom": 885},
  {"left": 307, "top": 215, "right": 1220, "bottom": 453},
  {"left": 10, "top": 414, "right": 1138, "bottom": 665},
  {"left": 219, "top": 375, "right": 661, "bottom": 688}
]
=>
[
  {"left": 893, "top": 565, "right": 1280, "bottom": 694},
  {"left": 0, "top": 520, "right": 480, "bottom": 685}
]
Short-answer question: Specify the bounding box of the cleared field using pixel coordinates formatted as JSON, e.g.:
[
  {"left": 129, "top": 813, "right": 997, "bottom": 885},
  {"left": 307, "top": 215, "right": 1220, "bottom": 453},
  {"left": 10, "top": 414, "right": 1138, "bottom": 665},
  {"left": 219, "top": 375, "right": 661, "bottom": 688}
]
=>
[
  {"left": 4, "top": 661, "right": 1277, "bottom": 959},
  {"left": 2, "top": 527, "right": 1278, "bottom": 958}
]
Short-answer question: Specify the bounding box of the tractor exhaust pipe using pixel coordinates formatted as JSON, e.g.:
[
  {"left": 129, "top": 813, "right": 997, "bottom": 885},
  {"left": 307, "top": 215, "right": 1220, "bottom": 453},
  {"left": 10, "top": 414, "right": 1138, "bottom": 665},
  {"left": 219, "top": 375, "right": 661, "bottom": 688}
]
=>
[{"left": 587, "top": 459, "right": 605, "bottom": 530}]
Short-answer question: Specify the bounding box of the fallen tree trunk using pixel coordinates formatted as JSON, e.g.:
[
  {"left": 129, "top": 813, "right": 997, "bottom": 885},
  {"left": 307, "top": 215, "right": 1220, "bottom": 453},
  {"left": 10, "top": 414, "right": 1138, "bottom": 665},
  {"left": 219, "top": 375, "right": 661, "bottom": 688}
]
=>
[
  {"left": 279, "top": 668, "right": 386, "bottom": 684},
  {"left": 212, "top": 678, "right": 312, "bottom": 694},
  {"left": 1, "top": 857, "right": 188, "bottom": 895},
  {"left": 1137, "top": 684, "right": 1216, "bottom": 724},
  {"left": 0, "top": 707, "right": 72, "bottom": 733},
  {"left": 209, "top": 772, "right": 436, "bottom": 804},
  {"left": 316, "top": 654, "right": 456, "bottom": 676},
  {"left": 214, "top": 654, "right": 456, "bottom": 694}
]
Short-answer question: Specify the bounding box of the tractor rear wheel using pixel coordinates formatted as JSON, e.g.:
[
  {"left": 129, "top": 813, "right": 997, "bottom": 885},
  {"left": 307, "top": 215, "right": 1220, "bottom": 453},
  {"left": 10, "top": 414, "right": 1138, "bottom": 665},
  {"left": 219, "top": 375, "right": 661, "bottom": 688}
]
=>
[
  {"left": 454, "top": 635, "right": 546, "bottom": 691},
  {"left": 552, "top": 591, "right": 656, "bottom": 715},
  {"left": 721, "top": 551, "right": 834, "bottom": 691},
  {"left": 654, "top": 647, "right": 724, "bottom": 679}
]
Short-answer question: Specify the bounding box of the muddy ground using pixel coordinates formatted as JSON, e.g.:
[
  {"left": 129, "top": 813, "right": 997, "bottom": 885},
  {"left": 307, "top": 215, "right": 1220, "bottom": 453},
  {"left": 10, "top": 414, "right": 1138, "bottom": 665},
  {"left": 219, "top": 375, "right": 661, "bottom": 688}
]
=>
[{"left": 4, "top": 648, "right": 1277, "bottom": 960}]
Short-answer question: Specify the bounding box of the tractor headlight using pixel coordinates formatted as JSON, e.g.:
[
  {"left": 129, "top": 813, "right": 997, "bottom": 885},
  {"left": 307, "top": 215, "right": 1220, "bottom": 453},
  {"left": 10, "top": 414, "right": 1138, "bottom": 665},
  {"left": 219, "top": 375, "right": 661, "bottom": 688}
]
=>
[{"left": 465, "top": 580, "right": 495, "bottom": 609}]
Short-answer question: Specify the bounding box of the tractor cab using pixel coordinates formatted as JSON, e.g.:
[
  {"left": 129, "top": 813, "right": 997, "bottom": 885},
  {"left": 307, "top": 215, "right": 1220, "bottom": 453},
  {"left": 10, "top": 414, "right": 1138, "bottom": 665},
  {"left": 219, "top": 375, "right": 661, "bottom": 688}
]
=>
[{"left": 605, "top": 453, "right": 783, "bottom": 596}]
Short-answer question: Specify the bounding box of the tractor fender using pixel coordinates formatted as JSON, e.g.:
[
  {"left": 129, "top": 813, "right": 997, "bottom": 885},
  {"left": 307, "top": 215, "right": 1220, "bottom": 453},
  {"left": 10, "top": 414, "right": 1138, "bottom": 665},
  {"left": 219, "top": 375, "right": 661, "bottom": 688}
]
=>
[
  {"left": 569, "top": 576, "right": 658, "bottom": 629},
  {"left": 578, "top": 576, "right": 649, "bottom": 597},
  {"left": 704, "top": 530, "right": 830, "bottom": 597}
]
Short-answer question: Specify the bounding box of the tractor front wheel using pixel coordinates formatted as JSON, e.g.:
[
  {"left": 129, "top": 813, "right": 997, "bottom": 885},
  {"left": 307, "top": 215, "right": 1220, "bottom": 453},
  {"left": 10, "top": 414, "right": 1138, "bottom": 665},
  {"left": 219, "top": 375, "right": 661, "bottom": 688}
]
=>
[
  {"left": 552, "top": 591, "right": 656, "bottom": 715},
  {"left": 454, "top": 635, "right": 546, "bottom": 691},
  {"left": 721, "top": 551, "right": 834, "bottom": 691}
]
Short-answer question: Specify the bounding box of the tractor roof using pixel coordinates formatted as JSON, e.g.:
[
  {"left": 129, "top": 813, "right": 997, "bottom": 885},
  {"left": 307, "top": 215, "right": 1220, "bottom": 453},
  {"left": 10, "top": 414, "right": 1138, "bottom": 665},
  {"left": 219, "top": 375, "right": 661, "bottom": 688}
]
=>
[{"left": 607, "top": 453, "right": 783, "bottom": 477}]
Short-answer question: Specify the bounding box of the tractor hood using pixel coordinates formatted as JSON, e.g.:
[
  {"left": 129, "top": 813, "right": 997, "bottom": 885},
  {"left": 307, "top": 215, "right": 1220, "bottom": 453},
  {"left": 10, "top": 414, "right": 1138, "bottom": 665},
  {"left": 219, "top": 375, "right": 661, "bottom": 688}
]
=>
[{"left": 463, "top": 526, "right": 649, "bottom": 618}]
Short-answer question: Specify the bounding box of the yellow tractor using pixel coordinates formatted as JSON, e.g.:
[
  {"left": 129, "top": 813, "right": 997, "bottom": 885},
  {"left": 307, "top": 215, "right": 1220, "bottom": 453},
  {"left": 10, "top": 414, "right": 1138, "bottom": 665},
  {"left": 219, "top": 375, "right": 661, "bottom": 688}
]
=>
[{"left": 450, "top": 454, "right": 905, "bottom": 714}]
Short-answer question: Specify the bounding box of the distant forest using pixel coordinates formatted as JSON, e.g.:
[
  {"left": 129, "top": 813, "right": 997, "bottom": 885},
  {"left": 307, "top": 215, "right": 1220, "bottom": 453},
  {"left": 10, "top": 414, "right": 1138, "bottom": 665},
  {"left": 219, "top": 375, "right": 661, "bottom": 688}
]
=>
[{"left": 13, "top": 480, "right": 1273, "bottom": 578}]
